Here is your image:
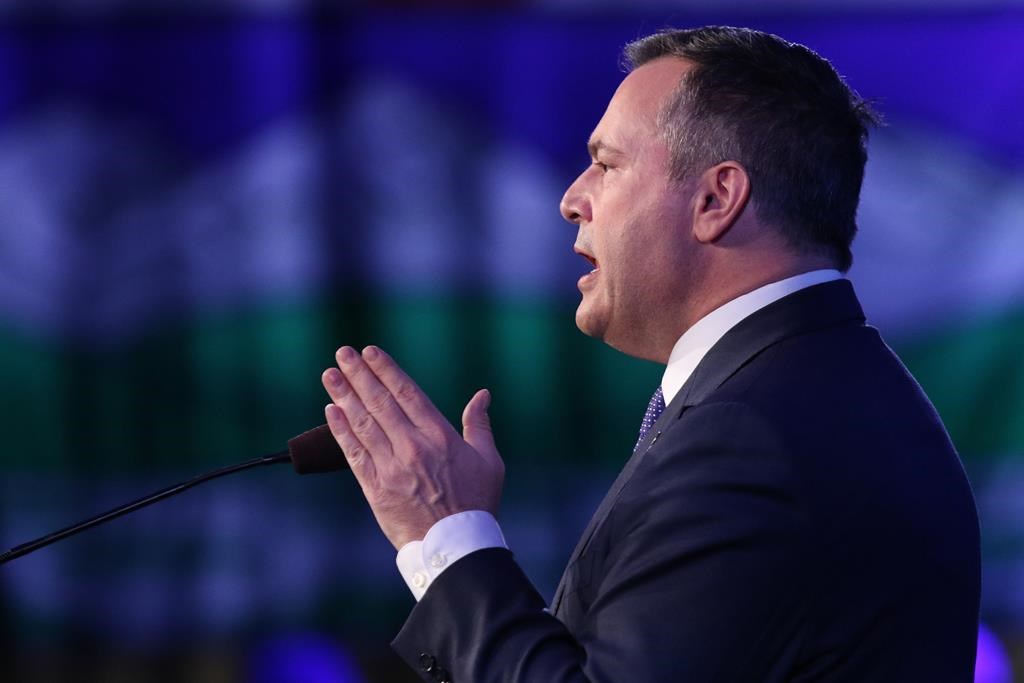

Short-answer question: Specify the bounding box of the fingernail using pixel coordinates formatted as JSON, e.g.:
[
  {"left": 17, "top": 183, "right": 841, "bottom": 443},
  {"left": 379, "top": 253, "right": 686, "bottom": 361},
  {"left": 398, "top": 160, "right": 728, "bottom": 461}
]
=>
[
  {"left": 338, "top": 346, "right": 356, "bottom": 364},
  {"left": 363, "top": 345, "right": 379, "bottom": 362},
  {"left": 325, "top": 368, "right": 342, "bottom": 387}
]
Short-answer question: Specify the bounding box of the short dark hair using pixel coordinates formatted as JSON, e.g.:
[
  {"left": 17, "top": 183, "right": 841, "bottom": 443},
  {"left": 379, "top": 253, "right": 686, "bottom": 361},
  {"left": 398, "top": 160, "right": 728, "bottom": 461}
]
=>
[{"left": 624, "top": 26, "right": 880, "bottom": 272}]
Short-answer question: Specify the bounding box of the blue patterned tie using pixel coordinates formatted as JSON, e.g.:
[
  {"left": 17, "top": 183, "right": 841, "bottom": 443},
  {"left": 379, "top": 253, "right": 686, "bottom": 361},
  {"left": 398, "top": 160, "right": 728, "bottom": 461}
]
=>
[{"left": 634, "top": 386, "right": 666, "bottom": 453}]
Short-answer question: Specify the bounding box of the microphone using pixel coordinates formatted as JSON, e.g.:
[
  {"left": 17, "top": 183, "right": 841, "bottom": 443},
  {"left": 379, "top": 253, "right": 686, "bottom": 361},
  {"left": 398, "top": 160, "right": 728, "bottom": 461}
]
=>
[
  {"left": 287, "top": 424, "right": 348, "bottom": 474},
  {"left": 0, "top": 424, "right": 346, "bottom": 565}
]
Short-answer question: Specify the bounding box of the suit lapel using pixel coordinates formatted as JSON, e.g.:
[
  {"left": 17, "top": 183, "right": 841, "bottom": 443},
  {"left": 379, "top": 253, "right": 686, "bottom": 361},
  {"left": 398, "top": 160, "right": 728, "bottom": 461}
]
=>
[
  {"left": 550, "top": 388, "right": 687, "bottom": 614},
  {"left": 673, "top": 279, "right": 865, "bottom": 409},
  {"left": 550, "top": 280, "right": 866, "bottom": 616}
]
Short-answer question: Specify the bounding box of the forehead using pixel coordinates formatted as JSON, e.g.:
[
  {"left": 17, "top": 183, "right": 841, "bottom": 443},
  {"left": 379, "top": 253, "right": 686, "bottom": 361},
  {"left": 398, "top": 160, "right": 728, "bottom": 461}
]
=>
[{"left": 590, "top": 56, "right": 692, "bottom": 151}]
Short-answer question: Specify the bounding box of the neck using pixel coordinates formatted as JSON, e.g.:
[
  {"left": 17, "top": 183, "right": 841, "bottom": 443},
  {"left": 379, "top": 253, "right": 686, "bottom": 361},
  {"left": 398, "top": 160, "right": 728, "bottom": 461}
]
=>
[{"left": 658, "top": 255, "right": 838, "bottom": 362}]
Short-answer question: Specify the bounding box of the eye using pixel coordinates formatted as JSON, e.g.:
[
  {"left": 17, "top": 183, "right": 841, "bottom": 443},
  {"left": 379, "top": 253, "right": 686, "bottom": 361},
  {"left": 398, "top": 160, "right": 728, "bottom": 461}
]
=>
[{"left": 592, "top": 160, "right": 610, "bottom": 173}]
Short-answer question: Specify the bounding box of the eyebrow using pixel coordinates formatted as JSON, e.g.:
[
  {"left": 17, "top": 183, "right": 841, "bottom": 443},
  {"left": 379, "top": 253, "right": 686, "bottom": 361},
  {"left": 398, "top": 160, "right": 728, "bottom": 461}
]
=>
[{"left": 587, "top": 138, "right": 626, "bottom": 159}]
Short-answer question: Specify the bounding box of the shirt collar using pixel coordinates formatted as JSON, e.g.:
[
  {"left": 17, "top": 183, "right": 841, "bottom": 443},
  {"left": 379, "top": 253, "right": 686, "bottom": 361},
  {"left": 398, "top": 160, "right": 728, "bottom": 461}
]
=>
[{"left": 661, "top": 269, "right": 843, "bottom": 404}]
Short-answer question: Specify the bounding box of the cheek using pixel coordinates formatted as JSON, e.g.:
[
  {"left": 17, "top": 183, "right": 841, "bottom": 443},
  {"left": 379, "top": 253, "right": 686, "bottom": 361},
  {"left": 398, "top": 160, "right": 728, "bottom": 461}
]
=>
[{"left": 619, "top": 212, "right": 681, "bottom": 288}]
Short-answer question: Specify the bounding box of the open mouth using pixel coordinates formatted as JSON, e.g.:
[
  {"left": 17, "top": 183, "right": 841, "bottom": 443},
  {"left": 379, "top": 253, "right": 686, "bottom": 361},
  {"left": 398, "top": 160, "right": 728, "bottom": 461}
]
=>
[
  {"left": 574, "top": 245, "right": 599, "bottom": 273},
  {"left": 574, "top": 245, "right": 599, "bottom": 292}
]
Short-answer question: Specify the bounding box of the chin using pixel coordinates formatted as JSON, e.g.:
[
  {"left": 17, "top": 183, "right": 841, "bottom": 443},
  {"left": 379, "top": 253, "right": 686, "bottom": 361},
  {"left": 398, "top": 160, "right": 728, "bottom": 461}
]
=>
[
  {"left": 574, "top": 305, "right": 607, "bottom": 341},
  {"left": 577, "top": 309, "right": 657, "bottom": 360}
]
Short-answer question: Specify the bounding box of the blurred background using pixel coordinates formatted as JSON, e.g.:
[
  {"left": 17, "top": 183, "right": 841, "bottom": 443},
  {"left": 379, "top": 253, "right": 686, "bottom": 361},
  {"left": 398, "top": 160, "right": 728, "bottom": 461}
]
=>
[{"left": 0, "top": 1, "right": 1022, "bottom": 681}]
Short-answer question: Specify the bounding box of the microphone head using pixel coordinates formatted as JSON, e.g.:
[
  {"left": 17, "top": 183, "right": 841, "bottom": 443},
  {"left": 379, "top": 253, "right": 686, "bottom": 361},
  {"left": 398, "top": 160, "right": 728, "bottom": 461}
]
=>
[{"left": 288, "top": 424, "right": 348, "bottom": 474}]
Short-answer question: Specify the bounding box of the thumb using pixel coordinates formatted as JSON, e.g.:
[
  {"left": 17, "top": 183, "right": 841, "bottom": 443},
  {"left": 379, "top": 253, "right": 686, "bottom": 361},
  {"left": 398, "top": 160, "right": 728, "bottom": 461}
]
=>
[{"left": 462, "top": 388, "right": 497, "bottom": 455}]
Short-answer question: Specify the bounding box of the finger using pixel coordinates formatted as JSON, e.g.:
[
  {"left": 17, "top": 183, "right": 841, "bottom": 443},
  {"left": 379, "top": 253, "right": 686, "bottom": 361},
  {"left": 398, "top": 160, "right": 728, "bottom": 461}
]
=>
[
  {"left": 325, "top": 403, "right": 378, "bottom": 484},
  {"left": 359, "top": 345, "right": 448, "bottom": 430},
  {"left": 462, "top": 388, "right": 497, "bottom": 457},
  {"left": 322, "top": 366, "right": 395, "bottom": 457},
  {"left": 335, "top": 346, "right": 417, "bottom": 434}
]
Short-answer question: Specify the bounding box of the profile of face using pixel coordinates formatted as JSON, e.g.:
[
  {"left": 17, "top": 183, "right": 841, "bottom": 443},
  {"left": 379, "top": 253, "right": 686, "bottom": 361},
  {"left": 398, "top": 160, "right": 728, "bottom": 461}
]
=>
[{"left": 560, "top": 57, "right": 701, "bottom": 363}]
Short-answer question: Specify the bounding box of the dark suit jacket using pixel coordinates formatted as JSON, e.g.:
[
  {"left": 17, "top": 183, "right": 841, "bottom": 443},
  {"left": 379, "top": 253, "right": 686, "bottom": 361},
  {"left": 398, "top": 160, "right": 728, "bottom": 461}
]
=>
[{"left": 392, "top": 280, "right": 981, "bottom": 682}]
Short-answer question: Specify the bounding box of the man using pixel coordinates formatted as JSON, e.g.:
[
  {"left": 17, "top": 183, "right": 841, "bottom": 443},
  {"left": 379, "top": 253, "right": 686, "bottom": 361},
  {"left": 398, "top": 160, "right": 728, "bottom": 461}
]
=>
[{"left": 321, "top": 26, "right": 980, "bottom": 682}]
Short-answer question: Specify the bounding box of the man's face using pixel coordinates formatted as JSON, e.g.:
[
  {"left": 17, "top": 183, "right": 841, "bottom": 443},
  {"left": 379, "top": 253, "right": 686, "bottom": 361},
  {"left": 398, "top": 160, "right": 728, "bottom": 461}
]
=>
[{"left": 560, "top": 57, "right": 700, "bottom": 362}]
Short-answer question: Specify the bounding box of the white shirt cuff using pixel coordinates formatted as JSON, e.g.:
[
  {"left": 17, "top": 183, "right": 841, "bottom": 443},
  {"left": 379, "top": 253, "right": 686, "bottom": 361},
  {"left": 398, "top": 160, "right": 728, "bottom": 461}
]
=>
[{"left": 395, "top": 510, "right": 508, "bottom": 601}]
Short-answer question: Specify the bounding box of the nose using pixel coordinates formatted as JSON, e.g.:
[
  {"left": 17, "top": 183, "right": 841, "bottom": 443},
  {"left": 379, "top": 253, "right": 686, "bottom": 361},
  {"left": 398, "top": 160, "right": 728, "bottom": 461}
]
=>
[{"left": 559, "top": 171, "right": 591, "bottom": 225}]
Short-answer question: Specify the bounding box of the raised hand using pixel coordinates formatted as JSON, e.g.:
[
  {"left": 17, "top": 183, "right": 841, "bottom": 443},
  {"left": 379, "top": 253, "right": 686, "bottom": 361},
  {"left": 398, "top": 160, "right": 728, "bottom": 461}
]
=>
[{"left": 321, "top": 345, "right": 505, "bottom": 549}]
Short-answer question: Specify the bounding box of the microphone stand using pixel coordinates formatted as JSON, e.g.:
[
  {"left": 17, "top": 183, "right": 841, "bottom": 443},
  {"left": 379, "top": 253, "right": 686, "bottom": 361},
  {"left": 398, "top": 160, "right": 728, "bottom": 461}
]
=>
[{"left": 0, "top": 451, "right": 291, "bottom": 565}]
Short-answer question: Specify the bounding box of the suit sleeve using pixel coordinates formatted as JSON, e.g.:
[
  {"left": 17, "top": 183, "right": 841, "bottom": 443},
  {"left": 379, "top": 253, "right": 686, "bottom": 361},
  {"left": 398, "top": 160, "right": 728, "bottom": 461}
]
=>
[{"left": 391, "top": 401, "right": 812, "bottom": 683}]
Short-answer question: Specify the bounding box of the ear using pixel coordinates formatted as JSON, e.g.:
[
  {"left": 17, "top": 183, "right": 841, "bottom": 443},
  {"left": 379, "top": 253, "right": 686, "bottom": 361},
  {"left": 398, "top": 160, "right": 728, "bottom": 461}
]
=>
[{"left": 691, "top": 161, "right": 751, "bottom": 244}]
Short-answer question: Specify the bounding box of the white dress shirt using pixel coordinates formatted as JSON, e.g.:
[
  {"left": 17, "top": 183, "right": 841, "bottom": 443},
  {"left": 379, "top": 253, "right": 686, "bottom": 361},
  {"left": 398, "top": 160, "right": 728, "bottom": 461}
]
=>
[{"left": 396, "top": 269, "right": 843, "bottom": 599}]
